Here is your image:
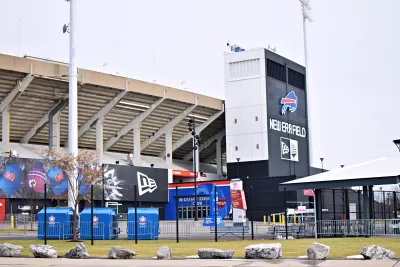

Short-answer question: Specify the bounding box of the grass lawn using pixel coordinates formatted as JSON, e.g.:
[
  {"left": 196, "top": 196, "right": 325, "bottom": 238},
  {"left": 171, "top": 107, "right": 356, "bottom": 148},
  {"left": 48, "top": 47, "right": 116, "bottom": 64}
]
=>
[{"left": 2, "top": 238, "right": 399, "bottom": 258}]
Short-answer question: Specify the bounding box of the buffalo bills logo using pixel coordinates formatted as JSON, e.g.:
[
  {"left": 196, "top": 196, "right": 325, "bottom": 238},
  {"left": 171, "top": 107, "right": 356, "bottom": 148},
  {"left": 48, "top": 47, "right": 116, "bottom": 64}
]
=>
[
  {"left": 280, "top": 91, "right": 297, "bottom": 115},
  {"left": 4, "top": 171, "right": 15, "bottom": 182}
]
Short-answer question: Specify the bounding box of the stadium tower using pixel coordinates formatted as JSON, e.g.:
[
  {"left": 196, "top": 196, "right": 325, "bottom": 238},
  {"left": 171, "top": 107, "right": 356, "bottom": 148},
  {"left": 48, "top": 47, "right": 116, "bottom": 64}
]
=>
[{"left": 224, "top": 47, "right": 310, "bottom": 189}]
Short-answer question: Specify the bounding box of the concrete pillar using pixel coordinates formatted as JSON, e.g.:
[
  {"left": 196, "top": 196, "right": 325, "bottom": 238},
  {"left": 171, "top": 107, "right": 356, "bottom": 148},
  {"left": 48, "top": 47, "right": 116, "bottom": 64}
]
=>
[
  {"left": 2, "top": 106, "right": 10, "bottom": 155},
  {"left": 49, "top": 112, "right": 61, "bottom": 153},
  {"left": 216, "top": 138, "right": 222, "bottom": 177},
  {"left": 315, "top": 189, "right": 322, "bottom": 236},
  {"left": 96, "top": 118, "right": 104, "bottom": 164},
  {"left": 133, "top": 127, "right": 141, "bottom": 166},
  {"left": 165, "top": 129, "right": 173, "bottom": 169}
]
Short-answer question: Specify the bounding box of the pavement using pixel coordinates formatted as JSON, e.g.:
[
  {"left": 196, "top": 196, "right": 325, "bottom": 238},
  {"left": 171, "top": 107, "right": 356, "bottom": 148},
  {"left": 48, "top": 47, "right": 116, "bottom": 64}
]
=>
[{"left": 0, "top": 258, "right": 398, "bottom": 267}]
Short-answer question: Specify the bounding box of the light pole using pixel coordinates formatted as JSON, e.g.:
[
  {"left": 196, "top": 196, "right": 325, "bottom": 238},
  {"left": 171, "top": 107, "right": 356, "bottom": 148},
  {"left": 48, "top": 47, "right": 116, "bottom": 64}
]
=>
[
  {"left": 320, "top": 158, "right": 324, "bottom": 173},
  {"left": 188, "top": 117, "right": 200, "bottom": 221},
  {"left": 299, "top": 0, "right": 314, "bottom": 167},
  {"left": 236, "top": 158, "right": 241, "bottom": 178},
  {"left": 340, "top": 165, "right": 344, "bottom": 168},
  {"left": 63, "top": 0, "right": 78, "bottom": 208},
  {"left": 393, "top": 139, "right": 400, "bottom": 152}
]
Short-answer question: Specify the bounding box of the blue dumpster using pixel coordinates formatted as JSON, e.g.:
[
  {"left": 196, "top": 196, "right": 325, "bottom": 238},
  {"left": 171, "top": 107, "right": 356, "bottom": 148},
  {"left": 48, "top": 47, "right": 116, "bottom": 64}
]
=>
[
  {"left": 38, "top": 207, "right": 77, "bottom": 239},
  {"left": 80, "top": 208, "right": 119, "bottom": 240},
  {"left": 128, "top": 208, "right": 159, "bottom": 240}
]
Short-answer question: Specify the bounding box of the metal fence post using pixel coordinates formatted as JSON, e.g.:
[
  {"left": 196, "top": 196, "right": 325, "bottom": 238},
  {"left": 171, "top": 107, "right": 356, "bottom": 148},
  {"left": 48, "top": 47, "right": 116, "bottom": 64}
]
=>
[
  {"left": 175, "top": 186, "right": 179, "bottom": 243},
  {"left": 284, "top": 188, "right": 288, "bottom": 240},
  {"left": 44, "top": 183, "right": 47, "bottom": 245},
  {"left": 91, "top": 185, "right": 94, "bottom": 246},
  {"left": 214, "top": 185, "right": 217, "bottom": 242},
  {"left": 250, "top": 186, "right": 254, "bottom": 240},
  {"left": 134, "top": 184, "right": 138, "bottom": 244}
]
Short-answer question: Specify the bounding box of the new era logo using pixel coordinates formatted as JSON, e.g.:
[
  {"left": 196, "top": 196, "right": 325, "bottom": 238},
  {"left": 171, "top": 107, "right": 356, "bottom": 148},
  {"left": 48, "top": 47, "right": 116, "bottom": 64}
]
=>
[
  {"left": 280, "top": 137, "right": 299, "bottom": 162},
  {"left": 137, "top": 172, "right": 157, "bottom": 196}
]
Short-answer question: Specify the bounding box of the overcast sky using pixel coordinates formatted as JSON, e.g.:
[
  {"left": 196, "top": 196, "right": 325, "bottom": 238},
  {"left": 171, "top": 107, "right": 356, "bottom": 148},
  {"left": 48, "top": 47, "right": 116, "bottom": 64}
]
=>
[{"left": 1, "top": 0, "right": 400, "bottom": 172}]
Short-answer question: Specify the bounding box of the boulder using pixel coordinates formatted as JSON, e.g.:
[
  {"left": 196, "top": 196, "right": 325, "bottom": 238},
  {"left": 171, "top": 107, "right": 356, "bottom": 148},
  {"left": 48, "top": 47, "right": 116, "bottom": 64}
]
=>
[
  {"left": 108, "top": 246, "right": 136, "bottom": 259},
  {"left": 198, "top": 248, "right": 234, "bottom": 259},
  {"left": 245, "top": 244, "right": 282, "bottom": 259},
  {"left": 0, "top": 243, "right": 23, "bottom": 257},
  {"left": 307, "top": 242, "right": 330, "bottom": 260},
  {"left": 64, "top": 243, "right": 89, "bottom": 259},
  {"left": 360, "top": 245, "right": 395, "bottom": 260},
  {"left": 156, "top": 246, "right": 172, "bottom": 260},
  {"left": 29, "top": 244, "right": 57, "bottom": 258}
]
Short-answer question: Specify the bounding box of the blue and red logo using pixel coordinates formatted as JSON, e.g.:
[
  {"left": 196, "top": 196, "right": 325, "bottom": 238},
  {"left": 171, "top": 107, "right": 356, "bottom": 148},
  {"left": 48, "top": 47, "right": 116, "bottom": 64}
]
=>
[{"left": 280, "top": 91, "right": 297, "bottom": 115}]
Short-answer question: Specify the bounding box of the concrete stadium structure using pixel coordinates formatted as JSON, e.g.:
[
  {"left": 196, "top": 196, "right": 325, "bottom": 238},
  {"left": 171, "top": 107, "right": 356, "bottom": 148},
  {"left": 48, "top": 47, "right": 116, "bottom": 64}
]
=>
[{"left": 0, "top": 54, "right": 227, "bottom": 180}]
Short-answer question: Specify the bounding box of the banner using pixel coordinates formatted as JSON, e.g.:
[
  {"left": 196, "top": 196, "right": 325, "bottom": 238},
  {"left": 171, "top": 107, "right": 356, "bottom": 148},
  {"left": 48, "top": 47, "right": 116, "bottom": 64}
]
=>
[
  {"left": 230, "top": 189, "right": 247, "bottom": 210},
  {"left": 0, "top": 157, "right": 169, "bottom": 202}
]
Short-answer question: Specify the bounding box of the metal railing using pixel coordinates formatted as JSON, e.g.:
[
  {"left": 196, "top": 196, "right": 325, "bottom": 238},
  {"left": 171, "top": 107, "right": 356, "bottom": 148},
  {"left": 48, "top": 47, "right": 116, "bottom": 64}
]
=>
[
  {"left": 317, "top": 219, "right": 400, "bottom": 237},
  {"left": 1, "top": 217, "right": 399, "bottom": 240}
]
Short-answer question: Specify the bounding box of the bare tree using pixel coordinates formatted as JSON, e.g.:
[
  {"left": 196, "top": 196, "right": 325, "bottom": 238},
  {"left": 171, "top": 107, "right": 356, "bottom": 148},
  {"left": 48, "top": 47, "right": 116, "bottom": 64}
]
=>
[{"left": 43, "top": 149, "right": 103, "bottom": 240}]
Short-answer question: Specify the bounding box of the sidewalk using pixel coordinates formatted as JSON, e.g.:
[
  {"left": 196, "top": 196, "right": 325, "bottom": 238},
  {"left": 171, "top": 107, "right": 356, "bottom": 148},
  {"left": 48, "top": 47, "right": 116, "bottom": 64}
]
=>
[{"left": 0, "top": 258, "right": 398, "bottom": 267}]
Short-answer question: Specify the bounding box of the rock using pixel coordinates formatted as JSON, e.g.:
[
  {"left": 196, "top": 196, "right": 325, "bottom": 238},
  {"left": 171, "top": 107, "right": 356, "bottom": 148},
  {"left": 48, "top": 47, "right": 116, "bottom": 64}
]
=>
[
  {"left": 307, "top": 242, "right": 330, "bottom": 260},
  {"left": 0, "top": 243, "right": 23, "bottom": 257},
  {"left": 29, "top": 244, "right": 58, "bottom": 258},
  {"left": 185, "top": 255, "right": 200, "bottom": 259},
  {"left": 347, "top": 255, "right": 364, "bottom": 259},
  {"left": 198, "top": 248, "right": 235, "bottom": 259},
  {"left": 156, "top": 246, "right": 171, "bottom": 260},
  {"left": 64, "top": 243, "right": 89, "bottom": 259},
  {"left": 108, "top": 246, "right": 136, "bottom": 259},
  {"left": 245, "top": 244, "right": 282, "bottom": 259},
  {"left": 360, "top": 245, "right": 395, "bottom": 260}
]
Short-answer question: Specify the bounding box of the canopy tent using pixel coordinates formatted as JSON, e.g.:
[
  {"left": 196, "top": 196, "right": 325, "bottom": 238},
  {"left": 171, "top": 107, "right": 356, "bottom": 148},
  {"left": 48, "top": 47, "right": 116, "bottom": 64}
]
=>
[{"left": 279, "top": 157, "right": 400, "bottom": 191}]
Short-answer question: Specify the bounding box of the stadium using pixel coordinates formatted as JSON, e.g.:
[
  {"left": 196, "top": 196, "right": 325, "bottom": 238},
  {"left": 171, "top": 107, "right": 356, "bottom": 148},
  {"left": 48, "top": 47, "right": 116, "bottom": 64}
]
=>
[{"left": 0, "top": 49, "right": 394, "bottom": 229}]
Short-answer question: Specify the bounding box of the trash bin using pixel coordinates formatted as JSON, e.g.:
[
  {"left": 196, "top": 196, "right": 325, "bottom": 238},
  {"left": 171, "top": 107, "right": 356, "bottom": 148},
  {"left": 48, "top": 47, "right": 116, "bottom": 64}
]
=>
[
  {"left": 38, "top": 207, "right": 77, "bottom": 239},
  {"left": 80, "top": 208, "right": 119, "bottom": 240},
  {"left": 128, "top": 208, "right": 159, "bottom": 240}
]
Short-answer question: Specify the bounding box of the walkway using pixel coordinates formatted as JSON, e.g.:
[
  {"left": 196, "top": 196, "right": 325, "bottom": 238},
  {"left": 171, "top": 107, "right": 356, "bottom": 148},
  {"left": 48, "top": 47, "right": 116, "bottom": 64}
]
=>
[{"left": 0, "top": 258, "right": 398, "bottom": 267}]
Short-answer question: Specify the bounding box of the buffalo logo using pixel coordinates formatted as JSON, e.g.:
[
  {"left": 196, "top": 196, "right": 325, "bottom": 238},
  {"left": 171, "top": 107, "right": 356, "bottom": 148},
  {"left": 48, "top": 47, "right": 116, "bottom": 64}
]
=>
[
  {"left": 139, "top": 216, "right": 146, "bottom": 223},
  {"left": 4, "top": 171, "right": 15, "bottom": 182},
  {"left": 280, "top": 91, "right": 297, "bottom": 115},
  {"left": 137, "top": 172, "right": 157, "bottom": 196}
]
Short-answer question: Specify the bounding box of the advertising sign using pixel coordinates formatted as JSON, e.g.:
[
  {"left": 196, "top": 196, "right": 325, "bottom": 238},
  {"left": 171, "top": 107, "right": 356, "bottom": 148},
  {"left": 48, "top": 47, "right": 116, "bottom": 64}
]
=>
[
  {"left": 103, "top": 165, "right": 169, "bottom": 202},
  {"left": 230, "top": 190, "right": 247, "bottom": 210},
  {"left": 229, "top": 180, "right": 246, "bottom": 223}
]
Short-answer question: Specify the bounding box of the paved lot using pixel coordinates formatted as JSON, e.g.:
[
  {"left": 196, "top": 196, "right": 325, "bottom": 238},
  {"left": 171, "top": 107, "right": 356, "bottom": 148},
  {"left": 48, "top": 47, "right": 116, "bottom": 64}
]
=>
[{"left": 0, "top": 258, "right": 398, "bottom": 267}]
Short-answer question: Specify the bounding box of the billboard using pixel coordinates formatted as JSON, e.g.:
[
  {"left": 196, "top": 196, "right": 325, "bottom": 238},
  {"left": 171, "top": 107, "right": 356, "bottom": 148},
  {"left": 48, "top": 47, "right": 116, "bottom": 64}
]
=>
[
  {"left": 0, "top": 157, "right": 168, "bottom": 203},
  {"left": 103, "top": 164, "right": 168, "bottom": 202}
]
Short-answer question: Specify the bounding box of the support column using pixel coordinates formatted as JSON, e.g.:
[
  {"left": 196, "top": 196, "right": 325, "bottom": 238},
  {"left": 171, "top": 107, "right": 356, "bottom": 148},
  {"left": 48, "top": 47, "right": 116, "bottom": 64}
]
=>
[
  {"left": 49, "top": 112, "right": 61, "bottom": 153},
  {"left": 133, "top": 127, "right": 141, "bottom": 166},
  {"left": 363, "top": 186, "right": 370, "bottom": 236},
  {"left": 216, "top": 138, "right": 222, "bottom": 177},
  {"left": 96, "top": 118, "right": 104, "bottom": 164},
  {"left": 368, "top": 186, "right": 374, "bottom": 219},
  {"left": 315, "top": 189, "right": 322, "bottom": 237},
  {"left": 344, "top": 189, "right": 350, "bottom": 220},
  {"left": 165, "top": 129, "right": 173, "bottom": 169},
  {"left": 2, "top": 107, "right": 10, "bottom": 155}
]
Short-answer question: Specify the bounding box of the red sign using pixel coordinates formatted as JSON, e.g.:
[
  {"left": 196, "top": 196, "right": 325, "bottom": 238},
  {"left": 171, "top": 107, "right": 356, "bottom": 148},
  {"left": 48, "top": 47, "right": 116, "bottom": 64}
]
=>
[
  {"left": 304, "top": 189, "right": 314, "bottom": 197},
  {"left": 0, "top": 199, "right": 5, "bottom": 222},
  {"left": 172, "top": 170, "right": 206, "bottom": 178},
  {"left": 230, "top": 190, "right": 247, "bottom": 210},
  {"left": 218, "top": 198, "right": 226, "bottom": 209}
]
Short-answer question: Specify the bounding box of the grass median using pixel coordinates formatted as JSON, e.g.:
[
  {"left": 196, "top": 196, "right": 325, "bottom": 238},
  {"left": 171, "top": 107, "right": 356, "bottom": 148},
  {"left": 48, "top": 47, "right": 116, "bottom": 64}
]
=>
[{"left": 2, "top": 238, "right": 400, "bottom": 258}]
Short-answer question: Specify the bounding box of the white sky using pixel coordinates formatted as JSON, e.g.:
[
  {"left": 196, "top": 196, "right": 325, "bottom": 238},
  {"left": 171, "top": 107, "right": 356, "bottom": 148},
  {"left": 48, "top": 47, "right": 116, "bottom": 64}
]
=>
[{"left": 1, "top": 0, "right": 400, "bottom": 172}]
